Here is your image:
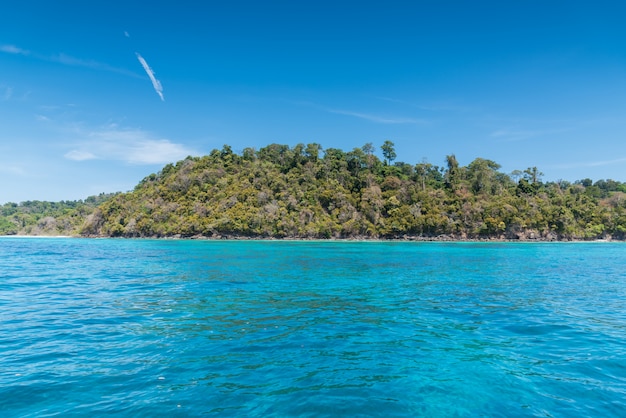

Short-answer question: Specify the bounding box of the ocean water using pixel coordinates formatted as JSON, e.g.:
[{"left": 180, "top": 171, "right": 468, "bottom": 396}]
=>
[{"left": 1, "top": 238, "right": 625, "bottom": 417}]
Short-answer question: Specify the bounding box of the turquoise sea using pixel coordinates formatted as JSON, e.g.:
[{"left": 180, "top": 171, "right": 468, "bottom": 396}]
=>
[{"left": 1, "top": 238, "right": 625, "bottom": 417}]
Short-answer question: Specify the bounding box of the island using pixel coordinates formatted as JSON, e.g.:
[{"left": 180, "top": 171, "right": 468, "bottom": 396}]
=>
[{"left": 2, "top": 142, "right": 625, "bottom": 241}]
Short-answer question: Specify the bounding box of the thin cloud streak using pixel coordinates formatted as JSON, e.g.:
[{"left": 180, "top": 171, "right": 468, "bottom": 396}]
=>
[
  {"left": 551, "top": 157, "right": 626, "bottom": 170},
  {"left": 327, "top": 108, "right": 425, "bottom": 124},
  {"left": 292, "top": 100, "right": 425, "bottom": 124},
  {"left": 135, "top": 53, "right": 164, "bottom": 101},
  {"left": 49, "top": 54, "right": 140, "bottom": 77},
  {"left": 1, "top": 44, "right": 140, "bottom": 77},
  {"left": 64, "top": 124, "right": 195, "bottom": 164},
  {"left": 490, "top": 127, "right": 571, "bottom": 142},
  {"left": 64, "top": 150, "right": 96, "bottom": 161},
  {"left": 0, "top": 44, "right": 30, "bottom": 55},
  {"left": 374, "top": 96, "right": 478, "bottom": 113}
]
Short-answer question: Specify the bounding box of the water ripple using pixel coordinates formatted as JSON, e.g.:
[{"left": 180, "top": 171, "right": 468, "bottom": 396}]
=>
[{"left": 1, "top": 238, "right": 625, "bottom": 416}]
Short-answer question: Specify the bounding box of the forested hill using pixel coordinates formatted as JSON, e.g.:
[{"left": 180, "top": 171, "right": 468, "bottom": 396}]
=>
[
  {"left": 0, "top": 193, "right": 115, "bottom": 236},
  {"left": 75, "top": 142, "right": 626, "bottom": 240}
]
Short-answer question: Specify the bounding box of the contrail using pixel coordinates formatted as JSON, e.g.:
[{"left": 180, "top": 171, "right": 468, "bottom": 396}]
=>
[{"left": 135, "top": 53, "right": 164, "bottom": 101}]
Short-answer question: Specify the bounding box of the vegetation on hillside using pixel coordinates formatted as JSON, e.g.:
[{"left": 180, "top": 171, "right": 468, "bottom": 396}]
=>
[
  {"left": 70, "top": 142, "right": 626, "bottom": 240},
  {"left": 0, "top": 194, "right": 116, "bottom": 236},
  {"left": 3, "top": 142, "right": 625, "bottom": 240}
]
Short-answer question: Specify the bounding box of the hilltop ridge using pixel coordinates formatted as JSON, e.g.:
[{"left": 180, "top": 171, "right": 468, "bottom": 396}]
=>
[
  {"left": 74, "top": 142, "right": 626, "bottom": 240},
  {"left": 2, "top": 142, "right": 626, "bottom": 240}
]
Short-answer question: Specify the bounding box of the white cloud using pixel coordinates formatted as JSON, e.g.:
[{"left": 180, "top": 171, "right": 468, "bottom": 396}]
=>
[
  {"left": 490, "top": 129, "right": 535, "bottom": 141},
  {"left": 136, "top": 53, "right": 164, "bottom": 101},
  {"left": 51, "top": 53, "right": 139, "bottom": 77},
  {"left": 1, "top": 44, "right": 139, "bottom": 77},
  {"left": 54, "top": 53, "right": 104, "bottom": 69},
  {"left": 64, "top": 125, "right": 195, "bottom": 165},
  {"left": 64, "top": 150, "right": 96, "bottom": 161},
  {"left": 0, "top": 44, "right": 30, "bottom": 55}
]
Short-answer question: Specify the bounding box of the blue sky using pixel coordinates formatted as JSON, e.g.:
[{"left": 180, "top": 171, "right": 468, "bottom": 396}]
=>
[{"left": 2, "top": 1, "right": 626, "bottom": 203}]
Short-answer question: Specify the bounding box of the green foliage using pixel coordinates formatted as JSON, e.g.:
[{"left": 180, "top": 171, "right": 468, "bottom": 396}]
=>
[
  {"left": 0, "top": 193, "right": 116, "bottom": 236},
  {"left": 381, "top": 140, "right": 397, "bottom": 165},
  {"left": 79, "top": 144, "right": 626, "bottom": 240},
  {"left": 4, "top": 142, "right": 626, "bottom": 240},
  {"left": 0, "top": 217, "right": 18, "bottom": 235}
]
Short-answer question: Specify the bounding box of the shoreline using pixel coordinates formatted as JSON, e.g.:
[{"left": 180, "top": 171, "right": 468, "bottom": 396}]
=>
[
  {"left": 2, "top": 233, "right": 623, "bottom": 243},
  {"left": 0, "top": 235, "right": 73, "bottom": 239}
]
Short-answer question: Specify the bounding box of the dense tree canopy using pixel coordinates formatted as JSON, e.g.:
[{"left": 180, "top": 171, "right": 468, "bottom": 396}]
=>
[
  {"left": 3, "top": 142, "right": 626, "bottom": 240},
  {"left": 0, "top": 194, "right": 115, "bottom": 236},
  {"left": 82, "top": 142, "right": 626, "bottom": 240}
]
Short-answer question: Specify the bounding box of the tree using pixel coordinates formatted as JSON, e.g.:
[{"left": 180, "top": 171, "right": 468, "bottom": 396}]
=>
[
  {"left": 346, "top": 147, "right": 366, "bottom": 177},
  {"left": 467, "top": 158, "right": 501, "bottom": 194},
  {"left": 242, "top": 147, "right": 256, "bottom": 161},
  {"left": 362, "top": 142, "right": 375, "bottom": 156},
  {"left": 444, "top": 154, "right": 460, "bottom": 190},
  {"left": 305, "top": 143, "right": 322, "bottom": 162},
  {"left": 510, "top": 170, "right": 523, "bottom": 182},
  {"left": 361, "top": 142, "right": 376, "bottom": 171},
  {"left": 381, "top": 140, "right": 397, "bottom": 165},
  {"left": 523, "top": 167, "right": 543, "bottom": 184},
  {"left": 258, "top": 144, "right": 290, "bottom": 168},
  {"left": 7, "top": 139, "right": 624, "bottom": 241}
]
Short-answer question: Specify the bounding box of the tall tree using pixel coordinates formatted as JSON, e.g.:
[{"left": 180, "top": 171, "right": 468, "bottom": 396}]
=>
[
  {"left": 524, "top": 167, "right": 543, "bottom": 184},
  {"left": 444, "top": 154, "right": 460, "bottom": 191},
  {"left": 305, "top": 143, "right": 322, "bottom": 162},
  {"left": 467, "top": 158, "right": 501, "bottom": 194},
  {"left": 381, "top": 140, "right": 397, "bottom": 165}
]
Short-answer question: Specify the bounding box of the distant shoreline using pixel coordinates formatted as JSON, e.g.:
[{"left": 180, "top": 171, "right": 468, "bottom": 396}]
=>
[
  {"left": 0, "top": 235, "right": 73, "bottom": 239},
  {"left": 2, "top": 233, "right": 623, "bottom": 243}
]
